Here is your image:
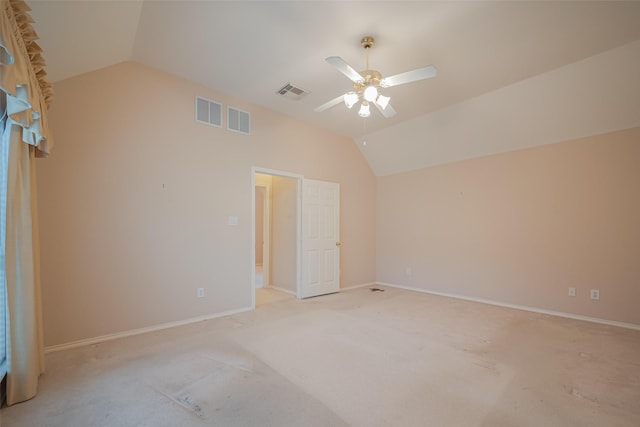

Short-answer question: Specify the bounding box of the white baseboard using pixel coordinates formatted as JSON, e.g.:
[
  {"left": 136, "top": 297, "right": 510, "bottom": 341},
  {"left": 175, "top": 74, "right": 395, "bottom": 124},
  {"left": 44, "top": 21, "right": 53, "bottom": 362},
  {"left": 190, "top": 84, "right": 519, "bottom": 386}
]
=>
[
  {"left": 266, "top": 283, "right": 374, "bottom": 296},
  {"left": 44, "top": 306, "right": 253, "bottom": 354},
  {"left": 46, "top": 283, "right": 638, "bottom": 353},
  {"left": 340, "top": 282, "right": 377, "bottom": 291},
  {"left": 266, "top": 285, "right": 297, "bottom": 296},
  {"left": 377, "top": 282, "right": 640, "bottom": 331}
]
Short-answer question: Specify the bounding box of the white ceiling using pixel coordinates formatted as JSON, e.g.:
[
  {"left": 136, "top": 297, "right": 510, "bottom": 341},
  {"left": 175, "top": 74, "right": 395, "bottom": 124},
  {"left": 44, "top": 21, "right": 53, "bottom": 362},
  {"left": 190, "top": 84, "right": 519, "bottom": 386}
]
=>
[{"left": 29, "top": 1, "right": 640, "bottom": 174}]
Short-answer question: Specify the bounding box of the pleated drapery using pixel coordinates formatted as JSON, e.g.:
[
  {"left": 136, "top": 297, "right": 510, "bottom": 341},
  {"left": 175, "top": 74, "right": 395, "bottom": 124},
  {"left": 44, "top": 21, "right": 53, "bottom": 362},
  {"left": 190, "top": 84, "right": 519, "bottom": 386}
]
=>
[{"left": 1, "top": 0, "right": 53, "bottom": 405}]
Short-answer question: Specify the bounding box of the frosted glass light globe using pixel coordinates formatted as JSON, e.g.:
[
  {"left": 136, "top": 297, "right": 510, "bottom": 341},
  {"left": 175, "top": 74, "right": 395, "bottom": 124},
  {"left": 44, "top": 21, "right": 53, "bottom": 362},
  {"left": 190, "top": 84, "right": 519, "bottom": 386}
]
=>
[
  {"left": 343, "top": 92, "right": 359, "bottom": 109},
  {"left": 358, "top": 102, "right": 371, "bottom": 117},
  {"left": 363, "top": 85, "right": 378, "bottom": 102}
]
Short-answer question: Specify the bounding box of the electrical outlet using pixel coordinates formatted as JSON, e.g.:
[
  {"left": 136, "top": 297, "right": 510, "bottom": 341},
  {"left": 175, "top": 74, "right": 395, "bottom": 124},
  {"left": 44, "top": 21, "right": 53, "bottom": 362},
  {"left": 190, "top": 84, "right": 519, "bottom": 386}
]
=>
[
  {"left": 197, "top": 288, "right": 205, "bottom": 298},
  {"left": 590, "top": 289, "right": 600, "bottom": 300},
  {"left": 405, "top": 267, "right": 413, "bottom": 277},
  {"left": 568, "top": 287, "right": 576, "bottom": 297}
]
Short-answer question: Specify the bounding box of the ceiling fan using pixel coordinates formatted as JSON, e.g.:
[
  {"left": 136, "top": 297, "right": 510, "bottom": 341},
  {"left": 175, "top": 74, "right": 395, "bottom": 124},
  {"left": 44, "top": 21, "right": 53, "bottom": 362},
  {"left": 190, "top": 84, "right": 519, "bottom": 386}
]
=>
[{"left": 315, "top": 36, "right": 437, "bottom": 118}]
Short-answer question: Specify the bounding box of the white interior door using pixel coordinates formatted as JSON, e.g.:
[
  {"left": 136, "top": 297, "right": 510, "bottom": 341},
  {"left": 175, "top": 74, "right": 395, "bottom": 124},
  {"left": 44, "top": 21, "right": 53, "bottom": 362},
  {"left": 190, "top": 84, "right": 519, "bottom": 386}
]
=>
[{"left": 300, "top": 179, "right": 340, "bottom": 298}]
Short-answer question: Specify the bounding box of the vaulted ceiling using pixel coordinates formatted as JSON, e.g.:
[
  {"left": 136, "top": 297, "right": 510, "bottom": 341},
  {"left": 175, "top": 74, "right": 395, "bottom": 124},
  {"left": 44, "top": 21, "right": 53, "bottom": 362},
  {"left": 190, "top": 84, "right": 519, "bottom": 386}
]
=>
[{"left": 30, "top": 1, "right": 640, "bottom": 175}]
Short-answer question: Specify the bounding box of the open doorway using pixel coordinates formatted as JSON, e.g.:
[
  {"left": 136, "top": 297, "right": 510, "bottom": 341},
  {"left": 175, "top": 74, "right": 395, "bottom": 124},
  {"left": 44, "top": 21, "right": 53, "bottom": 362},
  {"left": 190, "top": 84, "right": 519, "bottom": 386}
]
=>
[
  {"left": 251, "top": 168, "right": 302, "bottom": 308},
  {"left": 251, "top": 169, "right": 342, "bottom": 308}
]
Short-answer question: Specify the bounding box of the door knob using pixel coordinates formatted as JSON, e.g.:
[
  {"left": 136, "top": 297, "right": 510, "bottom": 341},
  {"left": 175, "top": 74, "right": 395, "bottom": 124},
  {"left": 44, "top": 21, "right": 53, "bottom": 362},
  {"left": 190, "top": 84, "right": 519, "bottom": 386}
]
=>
[{"left": 336, "top": 242, "right": 341, "bottom": 246}]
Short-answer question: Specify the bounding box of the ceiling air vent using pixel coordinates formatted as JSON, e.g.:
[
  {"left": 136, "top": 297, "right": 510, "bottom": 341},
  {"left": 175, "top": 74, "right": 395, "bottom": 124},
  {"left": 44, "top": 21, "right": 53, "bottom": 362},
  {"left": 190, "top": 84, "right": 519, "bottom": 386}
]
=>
[
  {"left": 195, "top": 96, "right": 222, "bottom": 127},
  {"left": 228, "top": 106, "right": 250, "bottom": 135},
  {"left": 276, "top": 83, "right": 309, "bottom": 100}
]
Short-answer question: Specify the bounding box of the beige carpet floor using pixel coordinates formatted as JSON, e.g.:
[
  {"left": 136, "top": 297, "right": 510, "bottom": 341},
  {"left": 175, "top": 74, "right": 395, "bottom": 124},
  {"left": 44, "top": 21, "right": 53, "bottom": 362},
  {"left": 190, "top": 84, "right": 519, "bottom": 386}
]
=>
[{"left": 2, "top": 286, "right": 639, "bottom": 426}]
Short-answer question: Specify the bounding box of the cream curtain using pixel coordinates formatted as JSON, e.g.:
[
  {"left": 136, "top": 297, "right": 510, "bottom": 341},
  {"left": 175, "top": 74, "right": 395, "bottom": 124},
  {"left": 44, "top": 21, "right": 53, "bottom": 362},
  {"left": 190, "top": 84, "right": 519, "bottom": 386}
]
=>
[{"left": 1, "top": 0, "right": 53, "bottom": 405}]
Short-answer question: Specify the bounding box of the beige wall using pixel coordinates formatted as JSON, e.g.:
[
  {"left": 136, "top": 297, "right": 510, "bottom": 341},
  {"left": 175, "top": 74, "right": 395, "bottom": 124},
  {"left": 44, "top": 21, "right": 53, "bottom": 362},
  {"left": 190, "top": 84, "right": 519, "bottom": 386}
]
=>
[
  {"left": 270, "top": 176, "right": 298, "bottom": 293},
  {"left": 38, "top": 61, "right": 377, "bottom": 347},
  {"left": 255, "top": 187, "right": 264, "bottom": 266},
  {"left": 377, "top": 127, "right": 640, "bottom": 325},
  {"left": 255, "top": 173, "right": 273, "bottom": 285}
]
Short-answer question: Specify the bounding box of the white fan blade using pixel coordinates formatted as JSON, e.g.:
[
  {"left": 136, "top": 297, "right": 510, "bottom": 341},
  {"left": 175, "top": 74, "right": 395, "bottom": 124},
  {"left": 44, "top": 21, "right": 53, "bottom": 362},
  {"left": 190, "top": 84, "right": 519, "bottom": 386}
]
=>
[
  {"left": 380, "top": 65, "right": 437, "bottom": 87},
  {"left": 314, "top": 94, "right": 345, "bottom": 112},
  {"left": 325, "top": 56, "right": 365, "bottom": 83},
  {"left": 374, "top": 101, "right": 396, "bottom": 118}
]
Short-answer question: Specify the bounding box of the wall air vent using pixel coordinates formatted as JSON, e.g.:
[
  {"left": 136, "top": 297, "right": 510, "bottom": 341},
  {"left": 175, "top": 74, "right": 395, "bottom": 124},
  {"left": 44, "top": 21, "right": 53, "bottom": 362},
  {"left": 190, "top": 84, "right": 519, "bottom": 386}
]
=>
[
  {"left": 276, "top": 83, "right": 309, "bottom": 100},
  {"left": 195, "top": 96, "right": 222, "bottom": 127},
  {"left": 227, "top": 106, "right": 250, "bottom": 135}
]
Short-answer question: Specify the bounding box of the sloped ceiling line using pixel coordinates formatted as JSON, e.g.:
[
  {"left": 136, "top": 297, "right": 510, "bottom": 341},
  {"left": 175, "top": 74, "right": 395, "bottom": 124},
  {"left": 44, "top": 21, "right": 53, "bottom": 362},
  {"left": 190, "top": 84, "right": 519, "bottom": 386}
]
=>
[
  {"left": 28, "top": 1, "right": 640, "bottom": 175},
  {"left": 359, "top": 40, "right": 640, "bottom": 176}
]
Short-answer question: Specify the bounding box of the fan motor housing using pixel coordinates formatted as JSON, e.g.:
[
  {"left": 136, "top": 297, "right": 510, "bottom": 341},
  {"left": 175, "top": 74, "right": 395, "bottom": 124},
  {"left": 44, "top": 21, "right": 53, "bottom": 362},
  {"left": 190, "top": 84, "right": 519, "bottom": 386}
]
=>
[{"left": 353, "top": 69, "right": 382, "bottom": 92}]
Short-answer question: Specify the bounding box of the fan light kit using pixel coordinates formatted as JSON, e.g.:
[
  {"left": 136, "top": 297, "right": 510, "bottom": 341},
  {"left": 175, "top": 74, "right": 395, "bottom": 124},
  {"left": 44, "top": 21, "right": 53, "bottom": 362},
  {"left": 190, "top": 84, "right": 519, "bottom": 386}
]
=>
[{"left": 315, "top": 36, "right": 437, "bottom": 119}]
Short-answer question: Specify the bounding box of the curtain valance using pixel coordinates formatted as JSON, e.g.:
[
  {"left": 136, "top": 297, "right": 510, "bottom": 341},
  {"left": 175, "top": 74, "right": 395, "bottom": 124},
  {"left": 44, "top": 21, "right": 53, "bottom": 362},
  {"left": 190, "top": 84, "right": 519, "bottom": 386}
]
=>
[{"left": 1, "top": 0, "right": 53, "bottom": 156}]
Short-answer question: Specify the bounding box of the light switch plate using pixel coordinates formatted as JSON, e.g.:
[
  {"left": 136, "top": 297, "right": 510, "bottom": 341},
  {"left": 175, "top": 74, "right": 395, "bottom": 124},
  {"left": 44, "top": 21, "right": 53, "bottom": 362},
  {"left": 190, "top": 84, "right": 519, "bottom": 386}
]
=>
[{"left": 228, "top": 216, "right": 238, "bottom": 226}]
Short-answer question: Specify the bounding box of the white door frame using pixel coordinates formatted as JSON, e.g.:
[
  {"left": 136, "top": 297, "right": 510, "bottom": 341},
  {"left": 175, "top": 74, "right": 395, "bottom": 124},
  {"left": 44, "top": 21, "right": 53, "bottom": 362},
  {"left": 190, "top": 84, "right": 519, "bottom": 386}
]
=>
[{"left": 251, "top": 167, "right": 303, "bottom": 309}]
